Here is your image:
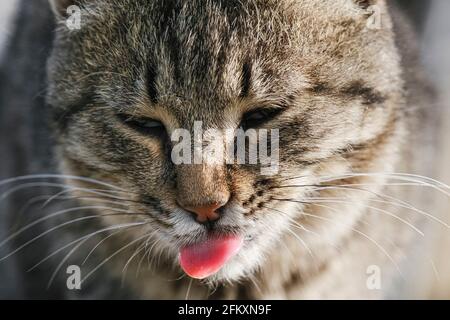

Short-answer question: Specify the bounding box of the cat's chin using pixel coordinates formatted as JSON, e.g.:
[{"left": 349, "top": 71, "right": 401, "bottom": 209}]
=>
[
  {"left": 187, "top": 207, "right": 301, "bottom": 284},
  {"left": 187, "top": 234, "right": 267, "bottom": 284}
]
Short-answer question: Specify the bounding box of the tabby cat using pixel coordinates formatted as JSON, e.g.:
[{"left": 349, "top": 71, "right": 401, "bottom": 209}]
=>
[{"left": 0, "top": 0, "right": 442, "bottom": 299}]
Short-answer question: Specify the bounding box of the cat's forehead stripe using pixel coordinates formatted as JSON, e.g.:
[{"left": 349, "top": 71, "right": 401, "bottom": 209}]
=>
[
  {"left": 239, "top": 61, "right": 252, "bottom": 98},
  {"left": 307, "top": 79, "right": 387, "bottom": 106},
  {"left": 341, "top": 80, "right": 387, "bottom": 105}
]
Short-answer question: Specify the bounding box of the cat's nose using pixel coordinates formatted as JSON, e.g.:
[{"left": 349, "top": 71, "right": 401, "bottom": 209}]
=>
[{"left": 184, "top": 202, "right": 224, "bottom": 224}]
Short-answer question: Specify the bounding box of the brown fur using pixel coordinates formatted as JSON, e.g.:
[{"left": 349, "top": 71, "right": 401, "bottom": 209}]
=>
[{"left": 44, "top": 0, "right": 433, "bottom": 299}]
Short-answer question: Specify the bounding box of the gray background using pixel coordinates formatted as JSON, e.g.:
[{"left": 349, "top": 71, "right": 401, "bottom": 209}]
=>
[{"left": 0, "top": 0, "right": 18, "bottom": 58}]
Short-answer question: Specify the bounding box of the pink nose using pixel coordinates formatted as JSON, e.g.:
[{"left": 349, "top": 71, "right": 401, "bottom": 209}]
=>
[{"left": 185, "top": 203, "right": 223, "bottom": 224}]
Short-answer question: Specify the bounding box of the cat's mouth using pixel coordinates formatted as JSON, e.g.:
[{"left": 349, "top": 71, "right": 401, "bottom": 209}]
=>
[{"left": 179, "top": 234, "right": 244, "bottom": 279}]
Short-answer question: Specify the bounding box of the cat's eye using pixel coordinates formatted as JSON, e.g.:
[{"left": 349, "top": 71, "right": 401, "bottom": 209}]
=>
[
  {"left": 117, "top": 114, "right": 166, "bottom": 137},
  {"left": 240, "top": 107, "right": 284, "bottom": 130}
]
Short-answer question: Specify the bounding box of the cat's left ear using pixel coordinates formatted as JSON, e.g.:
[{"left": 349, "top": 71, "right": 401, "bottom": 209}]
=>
[
  {"left": 352, "top": 0, "right": 388, "bottom": 30},
  {"left": 49, "top": 0, "right": 81, "bottom": 18},
  {"left": 353, "top": 0, "right": 385, "bottom": 10}
]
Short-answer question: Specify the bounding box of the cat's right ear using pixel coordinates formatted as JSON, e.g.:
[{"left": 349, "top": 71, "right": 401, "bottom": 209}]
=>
[{"left": 49, "top": 0, "right": 78, "bottom": 18}]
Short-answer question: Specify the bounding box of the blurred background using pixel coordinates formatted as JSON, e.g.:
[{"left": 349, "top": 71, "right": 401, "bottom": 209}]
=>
[
  {"left": 404, "top": 0, "right": 450, "bottom": 299},
  {"left": 0, "top": 0, "right": 449, "bottom": 299}
]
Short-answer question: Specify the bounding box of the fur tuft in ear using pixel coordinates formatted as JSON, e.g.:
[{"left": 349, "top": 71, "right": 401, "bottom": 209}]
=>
[{"left": 49, "top": 0, "right": 78, "bottom": 18}]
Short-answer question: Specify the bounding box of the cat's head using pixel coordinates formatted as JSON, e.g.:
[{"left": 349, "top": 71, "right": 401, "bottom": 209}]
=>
[{"left": 46, "top": 0, "right": 404, "bottom": 283}]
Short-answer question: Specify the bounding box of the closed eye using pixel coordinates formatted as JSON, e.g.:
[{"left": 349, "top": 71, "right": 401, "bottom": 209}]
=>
[
  {"left": 117, "top": 113, "right": 166, "bottom": 137},
  {"left": 240, "top": 107, "right": 285, "bottom": 130}
]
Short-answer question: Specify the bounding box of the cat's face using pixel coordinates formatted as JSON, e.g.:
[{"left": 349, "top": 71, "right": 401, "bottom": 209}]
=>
[{"left": 47, "top": 0, "right": 403, "bottom": 283}]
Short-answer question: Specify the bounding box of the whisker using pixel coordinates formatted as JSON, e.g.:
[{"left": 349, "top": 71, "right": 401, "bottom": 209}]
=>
[
  {"left": 285, "top": 228, "right": 314, "bottom": 258},
  {"left": 167, "top": 274, "right": 187, "bottom": 282},
  {"left": 0, "top": 182, "right": 136, "bottom": 209},
  {"left": 274, "top": 197, "right": 424, "bottom": 237},
  {"left": 9, "top": 194, "right": 58, "bottom": 233},
  {"left": 430, "top": 259, "right": 441, "bottom": 282},
  {"left": 137, "top": 235, "right": 162, "bottom": 276},
  {"left": 299, "top": 207, "right": 403, "bottom": 276},
  {"left": 19, "top": 195, "right": 60, "bottom": 216},
  {"left": 1, "top": 182, "right": 66, "bottom": 201},
  {"left": 4, "top": 188, "right": 134, "bottom": 228},
  {"left": 0, "top": 174, "right": 125, "bottom": 191},
  {"left": 302, "top": 211, "right": 403, "bottom": 277},
  {"left": 255, "top": 217, "right": 300, "bottom": 262},
  {"left": 277, "top": 172, "right": 450, "bottom": 199},
  {"left": 41, "top": 188, "right": 126, "bottom": 208},
  {"left": 28, "top": 222, "right": 147, "bottom": 273},
  {"left": 82, "top": 229, "right": 124, "bottom": 266},
  {"left": 262, "top": 205, "right": 341, "bottom": 251},
  {"left": 0, "top": 205, "right": 139, "bottom": 251},
  {"left": 46, "top": 222, "right": 148, "bottom": 288},
  {"left": 261, "top": 205, "right": 309, "bottom": 232},
  {"left": 282, "top": 172, "right": 450, "bottom": 189},
  {"left": 0, "top": 210, "right": 147, "bottom": 262},
  {"left": 81, "top": 232, "right": 154, "bottom": 286},
  {"left": 255, "top": 217, "right": 320, "bottom": 276},
  {"left": 275, "top": 184, "right": 450, "bottom": 228},
  {"left": 308, "top": 198, "right": 424, "bottom": 236},
  {"left": 185, "top": 278, "right": 193, "bottom": 300},
  {"left": 319, "top": 182, "right": 450, "bottom": 198},
  {"left": 339, "top": 196, "right": 448, "bottom": 229},
  {"left": 42, "top": 189, "right": 152, "bottom": 209},
  {"left": 122, "top": 241, "right": 149, "bottom": 285},
  {"left": 319, "top": 173, "right": 450, "bottom": 195}
]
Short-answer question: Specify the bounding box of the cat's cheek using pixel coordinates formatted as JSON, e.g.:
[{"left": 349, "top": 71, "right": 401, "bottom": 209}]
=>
[{"left": 210, "top": 247, "right": 265, "bottom": 282}]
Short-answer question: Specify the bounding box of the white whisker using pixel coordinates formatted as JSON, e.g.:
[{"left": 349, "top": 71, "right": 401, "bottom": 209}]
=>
[
  {"left": 185, "top": 278, "right": 193, "bottom": 300},
  {"left": 28, "top": 222, "right": 147, "bottom": 273},
  {"left": 81, "top": 232, "right": 154, "bottom": 285},
  {"left": 121, "top": 241, "right": 148, "bottom": 285},
  {"left": 300, "top": 198, "right": 424, "bottom": 236},
  {"left": 0, "top": 174, "right": 125, "bottom": 191},
  {"left": 0, "top": 205, "right": 135, "bottom": 251},
  {"left": 301, "top": 212, "right": 403, "bottom": 277},
  {"left": 0, "top": 208, "right": 142, "bottom": 262},
  {"left": 46, "top": 222, "right": 147, "bottom": 288}
]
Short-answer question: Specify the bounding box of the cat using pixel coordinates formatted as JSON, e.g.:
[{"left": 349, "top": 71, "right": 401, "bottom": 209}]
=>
[{"left": 0, "top": 0, "right": 443, "bottom": 299}]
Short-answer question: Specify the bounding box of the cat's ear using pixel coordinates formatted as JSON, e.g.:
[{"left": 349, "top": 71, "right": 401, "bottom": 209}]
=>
[
  {"left": 49, "top": 0, "right": 79, "bottom": 18},
  {"left": 353, "top": 0, "right": 385, "bottom": 10}
]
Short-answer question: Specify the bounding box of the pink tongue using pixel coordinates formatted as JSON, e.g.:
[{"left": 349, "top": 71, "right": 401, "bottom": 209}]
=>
[{"left": 179, "top": 235, "right": 243, "bottom": 279}]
